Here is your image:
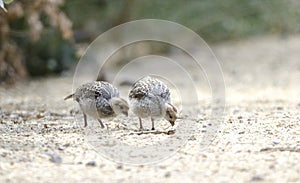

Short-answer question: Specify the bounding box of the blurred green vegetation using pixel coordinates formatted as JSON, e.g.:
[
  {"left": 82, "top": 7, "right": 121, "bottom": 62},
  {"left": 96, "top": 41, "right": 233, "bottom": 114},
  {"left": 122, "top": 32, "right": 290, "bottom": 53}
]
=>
[
  {"left": 24, "top": 29, "right": 75, "bottom": 76},
  {"left": 0, "top": 0, "right": 75, "bottom": 83},
  {"left": 65, "top": 0, "right": 300, "bottom": 42},
  {"left": 9, "top": 15, "right": 74, "bottom": 76}
]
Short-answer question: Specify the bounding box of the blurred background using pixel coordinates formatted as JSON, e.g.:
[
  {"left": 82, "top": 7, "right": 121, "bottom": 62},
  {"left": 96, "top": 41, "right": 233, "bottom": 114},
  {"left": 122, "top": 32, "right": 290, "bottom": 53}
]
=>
[{"left": 1, "top": 0, "right": 300, "bottom": 85}]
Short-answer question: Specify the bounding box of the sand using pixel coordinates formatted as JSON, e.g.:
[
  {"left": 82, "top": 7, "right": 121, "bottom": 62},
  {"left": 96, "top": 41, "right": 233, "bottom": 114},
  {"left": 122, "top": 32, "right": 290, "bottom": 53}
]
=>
[{"left": 0, "top": 35, "right": 300, "bottom": 182}]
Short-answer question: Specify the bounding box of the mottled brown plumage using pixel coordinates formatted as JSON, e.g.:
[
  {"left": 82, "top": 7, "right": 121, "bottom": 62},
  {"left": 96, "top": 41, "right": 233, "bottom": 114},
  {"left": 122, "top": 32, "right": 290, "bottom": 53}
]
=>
[
  {"left": 129, "top": 76, "right": 177, "bottom": 130},
  {"left": 65, "top": 81, "right": 128, "bottom": 127}
]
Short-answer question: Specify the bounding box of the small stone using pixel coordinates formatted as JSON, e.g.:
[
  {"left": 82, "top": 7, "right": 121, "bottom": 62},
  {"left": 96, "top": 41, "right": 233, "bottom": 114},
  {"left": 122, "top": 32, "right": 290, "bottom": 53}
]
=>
[
  {"left": 86, "top": 161, "right": 96, "bottom": 167},
  {"left": 116, "top": 164, "right": 123, "bottom": 169},
  {"left": 260, "top": 147, "right": 272, "bottom": 152},
  {"left": 251, "top": 175, "right": 264, "bottom": 181},
  {"left": 159, "top": 165, "right": 166, "bottom": 169},
  {"left": 46, "top": 153, "right": 62, "bottom": 164},
  {"left": 57, "top": 146, "right": 65, "bottom": 151},
  {"left": 36, "top": 113, "right": 44, "bottom": 119},
  {"left": 276, "top": 106, "right": 283, "bottom": 110},
  {"left": 20, "top": 111, "right": 30, "bottom": 118},
  {"left": 189, "top": 136, "right": 196, "bottom": 141},
  {"left": 1, "top": 152, "right": 7, "bottom": 157},
  {"left": 9, "top": 114, "right": 18, "bottom": 119},
  {"left": 164, "top": 172, "right": 171, "bottom": 178}
]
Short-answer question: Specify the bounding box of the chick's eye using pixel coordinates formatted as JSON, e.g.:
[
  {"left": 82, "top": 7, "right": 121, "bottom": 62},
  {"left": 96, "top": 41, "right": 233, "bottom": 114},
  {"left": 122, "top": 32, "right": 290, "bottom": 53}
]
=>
[{"left": 166, "top": 111, "right": 171, "bottom": 118}]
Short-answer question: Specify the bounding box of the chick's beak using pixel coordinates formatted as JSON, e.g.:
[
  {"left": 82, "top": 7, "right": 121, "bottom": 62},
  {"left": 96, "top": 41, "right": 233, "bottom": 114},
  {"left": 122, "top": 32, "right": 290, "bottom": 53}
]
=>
[{"left": 170, "top": 121, "right": 175, "bottom": 126}]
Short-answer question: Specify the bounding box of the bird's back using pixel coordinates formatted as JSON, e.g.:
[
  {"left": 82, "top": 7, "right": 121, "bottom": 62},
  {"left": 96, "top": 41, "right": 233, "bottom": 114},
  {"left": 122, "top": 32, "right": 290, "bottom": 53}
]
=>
[
  {"left": 129, "top": 76, "right": 171, "bottom": 118},
  {"left": 74, "top": 81, "right": 118, "bottom": 100},
  {"left": 129, "top": 76, "right": 170, "bottom": 102},
  {"left": 74, "top": 81, "right": 119, "bottom": 118}
]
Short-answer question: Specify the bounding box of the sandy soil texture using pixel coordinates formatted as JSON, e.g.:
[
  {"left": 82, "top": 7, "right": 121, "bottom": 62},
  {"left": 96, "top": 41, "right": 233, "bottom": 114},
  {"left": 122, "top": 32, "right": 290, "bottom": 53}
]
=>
[{"left": 1, "top": 35, "right": 300, "bottom": 182}]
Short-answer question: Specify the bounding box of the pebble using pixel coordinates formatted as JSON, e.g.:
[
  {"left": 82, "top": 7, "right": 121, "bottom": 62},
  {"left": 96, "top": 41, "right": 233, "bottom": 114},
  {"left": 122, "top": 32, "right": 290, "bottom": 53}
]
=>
[
  {"left": 159, "top": 165, "right": 166, "bottom": 169},
  {"left": 57, "top": 146, "right": 65, "bottom": 151},
  {"left": 9, "top": 114, "right": 18, "bottom": 119},
  {"left": 46, "top": 153, "right": 62, "bottom": 164},
  {"left": 36, "top": 113, "right": 44, "bottom": 119},
  {"left": 116, "top": 164, "right": 123, "bottom": 169},
  {"left": 164, "top": 172, "right": 171, "bottom": 178},
  {"left": 251, "top": 175, "right": 264, "bottom": 181},
  {"left": 276, "top": 106, "right": 283, "bottom": 110},
  {"left": 86, "top": 161, "right": 96, "bottom": 167},
  {"left": 189, "top": 136, "right": 197, "bottom": 141}
]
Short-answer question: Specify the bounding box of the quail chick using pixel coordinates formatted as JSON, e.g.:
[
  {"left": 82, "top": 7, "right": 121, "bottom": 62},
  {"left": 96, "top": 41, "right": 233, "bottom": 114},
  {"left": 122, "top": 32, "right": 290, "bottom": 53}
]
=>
[
  {"left": 65, "top": 81, "right": 129, "bottom": 128},
  {"left": 129, "top": 76, "right": 178, "bottom": 130}
]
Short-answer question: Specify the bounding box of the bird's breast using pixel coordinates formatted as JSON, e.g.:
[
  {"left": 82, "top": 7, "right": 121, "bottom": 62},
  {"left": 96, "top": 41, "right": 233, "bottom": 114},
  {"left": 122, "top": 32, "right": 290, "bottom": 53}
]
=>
[
  {"left": 129, "top": 97, "right": 164, "bottom": 118},
  {"left": 78, "top": 99, "right": 99, "bottom": 119}
]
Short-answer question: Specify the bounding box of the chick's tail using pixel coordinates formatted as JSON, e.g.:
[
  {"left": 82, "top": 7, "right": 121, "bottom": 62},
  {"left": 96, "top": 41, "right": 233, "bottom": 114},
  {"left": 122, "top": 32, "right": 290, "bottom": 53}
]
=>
[{"left": 64, "top": 94, "right": 74, "bottom": 100}]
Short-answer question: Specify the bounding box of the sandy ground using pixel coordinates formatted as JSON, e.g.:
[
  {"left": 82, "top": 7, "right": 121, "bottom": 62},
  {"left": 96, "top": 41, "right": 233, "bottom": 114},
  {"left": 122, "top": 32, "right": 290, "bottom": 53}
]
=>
[{"left": 1, "top": 35, "right": 300, "bottom": 182}]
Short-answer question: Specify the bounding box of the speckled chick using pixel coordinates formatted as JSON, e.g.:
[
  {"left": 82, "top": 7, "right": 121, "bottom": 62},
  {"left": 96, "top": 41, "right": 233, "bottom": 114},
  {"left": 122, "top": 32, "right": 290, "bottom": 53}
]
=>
[
  {"left": 129, "top": 76, "right": 178, "bottom": 130},
  {"left": 64, "top": 81, "right": 129, "bottom": 128}
]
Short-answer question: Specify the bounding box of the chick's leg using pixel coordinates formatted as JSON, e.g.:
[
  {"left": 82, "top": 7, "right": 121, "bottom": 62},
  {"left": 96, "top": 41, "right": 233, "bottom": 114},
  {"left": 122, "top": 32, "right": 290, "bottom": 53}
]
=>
[
  {"left": 139, "top": 117, "right": 144, "bottom": 131},
  {"left": 83, "top": 114, "right": 87, "bottom": 127},
  {"left": 151, "top": 117, "right": 155, "bottom": 130},
  {"left": 98, "top": 119, "right": 105, "bottom": 128}
]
